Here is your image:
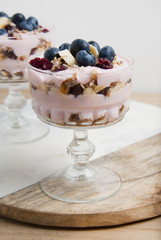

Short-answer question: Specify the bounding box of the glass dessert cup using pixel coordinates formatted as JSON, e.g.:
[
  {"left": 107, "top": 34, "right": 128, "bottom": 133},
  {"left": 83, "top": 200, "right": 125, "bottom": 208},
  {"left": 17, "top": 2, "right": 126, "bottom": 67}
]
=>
[
  {"left": 0, "top": 24, "right": 55, "bottom": 144},
  {"left": 28, "top": 54, "right": 133, "bottom": 203}
]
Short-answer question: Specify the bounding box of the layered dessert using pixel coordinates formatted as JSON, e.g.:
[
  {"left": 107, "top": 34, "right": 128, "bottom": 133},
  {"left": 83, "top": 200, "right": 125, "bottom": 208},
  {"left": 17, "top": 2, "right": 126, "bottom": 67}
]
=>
[
  {"left": 29, "top": 39, "right": 133, "bottom": 127},
  {"left": 0, "top": 12, "right": 54, "bottom": 80}
]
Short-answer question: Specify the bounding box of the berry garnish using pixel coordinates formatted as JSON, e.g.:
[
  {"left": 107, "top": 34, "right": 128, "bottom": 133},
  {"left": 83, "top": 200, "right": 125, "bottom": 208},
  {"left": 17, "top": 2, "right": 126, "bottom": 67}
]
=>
[
  {"left": 69, "top": 84, "right": 84, "bottom": 97},
  {"left": 27, "top": 17, "right": 38, "bottom": 30},
  {"left": 59, "top": 43, "right": 70, "bottom": 51},
  {"left": 41, "top": 28, "right": 49, "bottom": 33},
  {"left": 0, "top": 28, "right": 7, "bottom": 36},
  {"left": 0, "top": 12, "right": 9, "bottom": 18},
  {"left": 88, "top": 41, "right": 100, "bottom": 52},
  {"left": 44, "top": 48, "right": 60, "bottom": 61},
  {"left": 11, "top": 13, "right": 25, "bottom": 26},
  {"left": 99, "top": 46, "right": 115, "bottom": 62},
  {"left": 30, "top": 58, "right": 52, "bottom": 70},
  {"left": 54, "top": 65, "right": 67, "bottom": 72},
  {"left": 18, "top": 20, "right": 33, "bottom": 31},
  {"left": 95, "top": 58, "right": 113, "bottom": 69},
  {"left": 76, "top": 50, "right": 96, "bottom": 66},
  {"left": 70, "top": 39, "right": 90, "bottom": 57}
]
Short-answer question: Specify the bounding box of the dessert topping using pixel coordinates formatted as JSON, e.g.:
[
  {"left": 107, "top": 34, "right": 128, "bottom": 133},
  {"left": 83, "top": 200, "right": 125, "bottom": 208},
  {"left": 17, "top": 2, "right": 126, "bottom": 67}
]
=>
[
  {"left": 29, "top": 57, "right": 52, "bottom": 70},
  {"left": 70, "top": 39, "right": 90, "bottom": 57},
  {"left": 59, "top": 43, "right": 71, "bottom": 51},
  {"left": 88, "top": 41, "right": 100, "bottom": 52},
  {"left": 99, "top": 46, "right": 115, "bottom": 62},
  {"left": 0, "top": 17, "right": 11, "bottom": 29},
  {"left": 89, "top": 44, "right": 99, "bottom": 59},
  {"left": 95, "top": 58, "right": 113, "bottom": 69},
  {"left": 76, "top": 50, "right": 95, "bottom": 66},
  {"left": 44, "top": 47, "right": 60, "bottom": 61},
  {"left": 0, "top": 28, "right": 7, "bottom": 36},
  {"left": 58, "top": 49, "right": 76, "bottom": 66}
]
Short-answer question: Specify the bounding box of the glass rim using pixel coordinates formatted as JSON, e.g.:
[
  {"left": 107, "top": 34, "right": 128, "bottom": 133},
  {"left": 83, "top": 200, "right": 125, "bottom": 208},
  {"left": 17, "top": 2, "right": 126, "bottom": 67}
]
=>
[
  {"left": 0, "top": 22, "right": 55, "bottom": 40},
  {"left": 28, "top": 53, "right": 134, "bottom": 76}
]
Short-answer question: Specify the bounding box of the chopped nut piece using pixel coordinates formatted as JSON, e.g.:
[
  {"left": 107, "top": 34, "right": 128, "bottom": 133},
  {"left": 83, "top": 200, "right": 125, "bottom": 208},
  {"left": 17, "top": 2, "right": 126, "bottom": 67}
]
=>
[
  {"left": 0, "top": 69, "right": 11, "bottom": 78},
  {"left": 89, "top": 45, "right": 99, "bottom": 59},
  {"left": 83, "top": 87, "right": 95, "bottom": 95},
  {"left": 91, "top": 70, "right": 98, "bottom": 81},
  {"left": 58, "top": 49, "right": 76, "bottom": 66},
  {"left": 13, "top": 72, "right": 23, "bottom": 78},
  {"left": 60, "top": 75, "right": 77, "bottom": 94},
  {"left": 0, "top": 17, "right": 11, "bottom": 28},
  {"left": 94, "top": 85, "right": 107, "bottom": 93},
  {"left": 108, "top": 81, "right": 125, "bottom": 96},
  {"left": 19, "top": 56, "right": 27, "bottom": 61},
  {"left": 69, "top": 114, "right": 80, "bottom": 123},
  {"left": 119, "top": 104, "right": 124, "bottom": 113}
]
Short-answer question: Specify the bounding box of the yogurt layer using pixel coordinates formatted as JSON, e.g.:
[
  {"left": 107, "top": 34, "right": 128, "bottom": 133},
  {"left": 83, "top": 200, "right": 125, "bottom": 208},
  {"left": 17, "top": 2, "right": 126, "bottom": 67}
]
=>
[
  {"left": 0, "top": 26, "right": 55, "bottom": 80},
  {"left": 29, "top": 55, "right": 133, "bottom": 127}
]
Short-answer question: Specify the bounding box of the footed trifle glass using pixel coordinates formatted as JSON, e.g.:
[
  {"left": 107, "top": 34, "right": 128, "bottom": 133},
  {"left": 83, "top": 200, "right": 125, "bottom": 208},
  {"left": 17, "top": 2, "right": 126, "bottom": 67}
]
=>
[
  {"left": 28, "top": 53, "right": 133, "bottom": 203},
  {"left": 0, "top": 23, "right": 55, "bottom": 144}
]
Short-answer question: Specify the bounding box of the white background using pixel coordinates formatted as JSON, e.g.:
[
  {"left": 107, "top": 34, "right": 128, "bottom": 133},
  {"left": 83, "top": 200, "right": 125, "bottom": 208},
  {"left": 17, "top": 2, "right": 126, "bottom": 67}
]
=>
[{"left": 1, "top": 0, "right": 161, "bottom": 93}]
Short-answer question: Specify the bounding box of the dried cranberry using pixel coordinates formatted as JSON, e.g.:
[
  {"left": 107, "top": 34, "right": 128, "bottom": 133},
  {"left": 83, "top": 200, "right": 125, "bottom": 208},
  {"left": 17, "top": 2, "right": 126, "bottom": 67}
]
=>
[
  {"left": 29, "top": 57, "right": 52, "bottom": 70},
  {"left": 54, "top": 65, "right": 67, "bottom": 72},
  {"left": 95, "top": 58, "right": 113, "bottom": 69},
  {"left": 69, "top": 84, "right": 84, "bottom": 97},
  {"left": 41, "top": 28, "right": 49, "bottom": 33}
]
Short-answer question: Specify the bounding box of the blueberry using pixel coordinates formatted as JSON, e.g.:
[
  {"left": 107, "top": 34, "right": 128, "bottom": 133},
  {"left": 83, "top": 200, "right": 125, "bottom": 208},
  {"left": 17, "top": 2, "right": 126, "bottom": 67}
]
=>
[
  {"left": 0, "top": 28, "right": 7, "bottom": 36},
  {"left": 59, "top": 43, "right": 70, "bottom": 51},
  {"left": 44, "top": 48, "right": 60, "bottom": 61},
  {"left": 70, "top": 39, "right": 90, "bottom": 57},
  {"left": 11, "top": 13, "right": 25, "bottom": 26},
  {"left": 18, "top": 20, "right": 33, "bottom": 31},
  {"left": 99, "top": 46, "right": 115, "bottom": 62},
  {"left": 0, "top": 11, "right": 9, "bottom": 18},
  {"left": 88, "top": 41, "right": 100, "bottom": 52},
  {"left": 76, "top": 50, "right": 96, "bottom": 67},
  {"left": 27, "top": 17, "right": 39, "bottom": 30}
]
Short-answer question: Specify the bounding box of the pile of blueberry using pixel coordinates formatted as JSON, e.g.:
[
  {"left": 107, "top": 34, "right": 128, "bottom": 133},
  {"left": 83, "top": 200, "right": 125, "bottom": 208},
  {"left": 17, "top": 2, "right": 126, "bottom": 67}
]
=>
[
  {"left": 30, "top": 39, "right": 115, "bottom": 70},
  {"left": 0, "top": 11, "right": 39, "bottom": 35}
]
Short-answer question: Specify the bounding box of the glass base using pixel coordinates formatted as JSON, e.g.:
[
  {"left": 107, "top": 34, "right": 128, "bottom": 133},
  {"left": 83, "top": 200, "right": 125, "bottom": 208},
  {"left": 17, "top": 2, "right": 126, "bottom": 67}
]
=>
[
  {"left": 41, "top": 165, "right": 122, "bottom": 203},
  {"left": 0, "top": 118, "right": 49, "bottom": 144}
]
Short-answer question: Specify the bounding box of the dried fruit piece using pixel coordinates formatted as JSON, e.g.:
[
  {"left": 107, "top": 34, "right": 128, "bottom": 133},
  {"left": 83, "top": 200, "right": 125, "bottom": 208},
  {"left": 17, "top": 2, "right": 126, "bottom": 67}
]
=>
[
  {"left": 30, "top": 57, "right": 52, "bottom": 70},
  {"left": 54, "top": 65, "right": 67, "bottom": 72},
  {"left": 69, "top": 84, "right": 84, "bottom": 97},
  {"left": 95, "top": 58, "right": 113, "bottom": 69}
]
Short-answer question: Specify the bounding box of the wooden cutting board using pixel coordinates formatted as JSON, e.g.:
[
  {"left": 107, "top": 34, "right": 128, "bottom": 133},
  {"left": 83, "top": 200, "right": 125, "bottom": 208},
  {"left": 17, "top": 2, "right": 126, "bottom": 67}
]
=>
[{"left": 0, "top": 133, "right": 160, "bottom": 228}]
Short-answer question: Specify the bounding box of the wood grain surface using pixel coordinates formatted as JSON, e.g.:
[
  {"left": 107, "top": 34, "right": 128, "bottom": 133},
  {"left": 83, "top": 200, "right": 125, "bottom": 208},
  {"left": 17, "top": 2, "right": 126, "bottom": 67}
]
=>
[
  {"left": 0, "top": 90, "right": 161, "bottom": 239},
  {"left": 0, "top": 133, "right": 160, "bottom": 227}
]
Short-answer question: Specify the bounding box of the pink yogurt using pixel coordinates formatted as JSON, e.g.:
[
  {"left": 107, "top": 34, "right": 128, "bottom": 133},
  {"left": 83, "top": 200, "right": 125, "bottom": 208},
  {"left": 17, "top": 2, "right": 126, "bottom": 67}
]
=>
[{"left": 28, "top": 55, "right": 133, "bottom": 126}]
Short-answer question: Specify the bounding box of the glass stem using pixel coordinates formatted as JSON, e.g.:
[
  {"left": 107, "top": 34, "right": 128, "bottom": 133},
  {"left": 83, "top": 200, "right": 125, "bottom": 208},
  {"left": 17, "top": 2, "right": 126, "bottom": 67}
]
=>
[
  {"left": 3, "top": 83, "right": 28, "bottom": 128},
  {"left": 66, "top": 129, "right": 95, "bottom": 181}
]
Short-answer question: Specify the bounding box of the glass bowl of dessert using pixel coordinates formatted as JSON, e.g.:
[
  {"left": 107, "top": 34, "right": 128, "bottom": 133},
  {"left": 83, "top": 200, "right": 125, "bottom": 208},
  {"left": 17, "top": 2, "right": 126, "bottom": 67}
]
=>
[
  {"left": 0, "top": 12, "right": 55, "bottom": 143},
  {"left": 28, "top": 39, "right": 134, "bottom": 203}
]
